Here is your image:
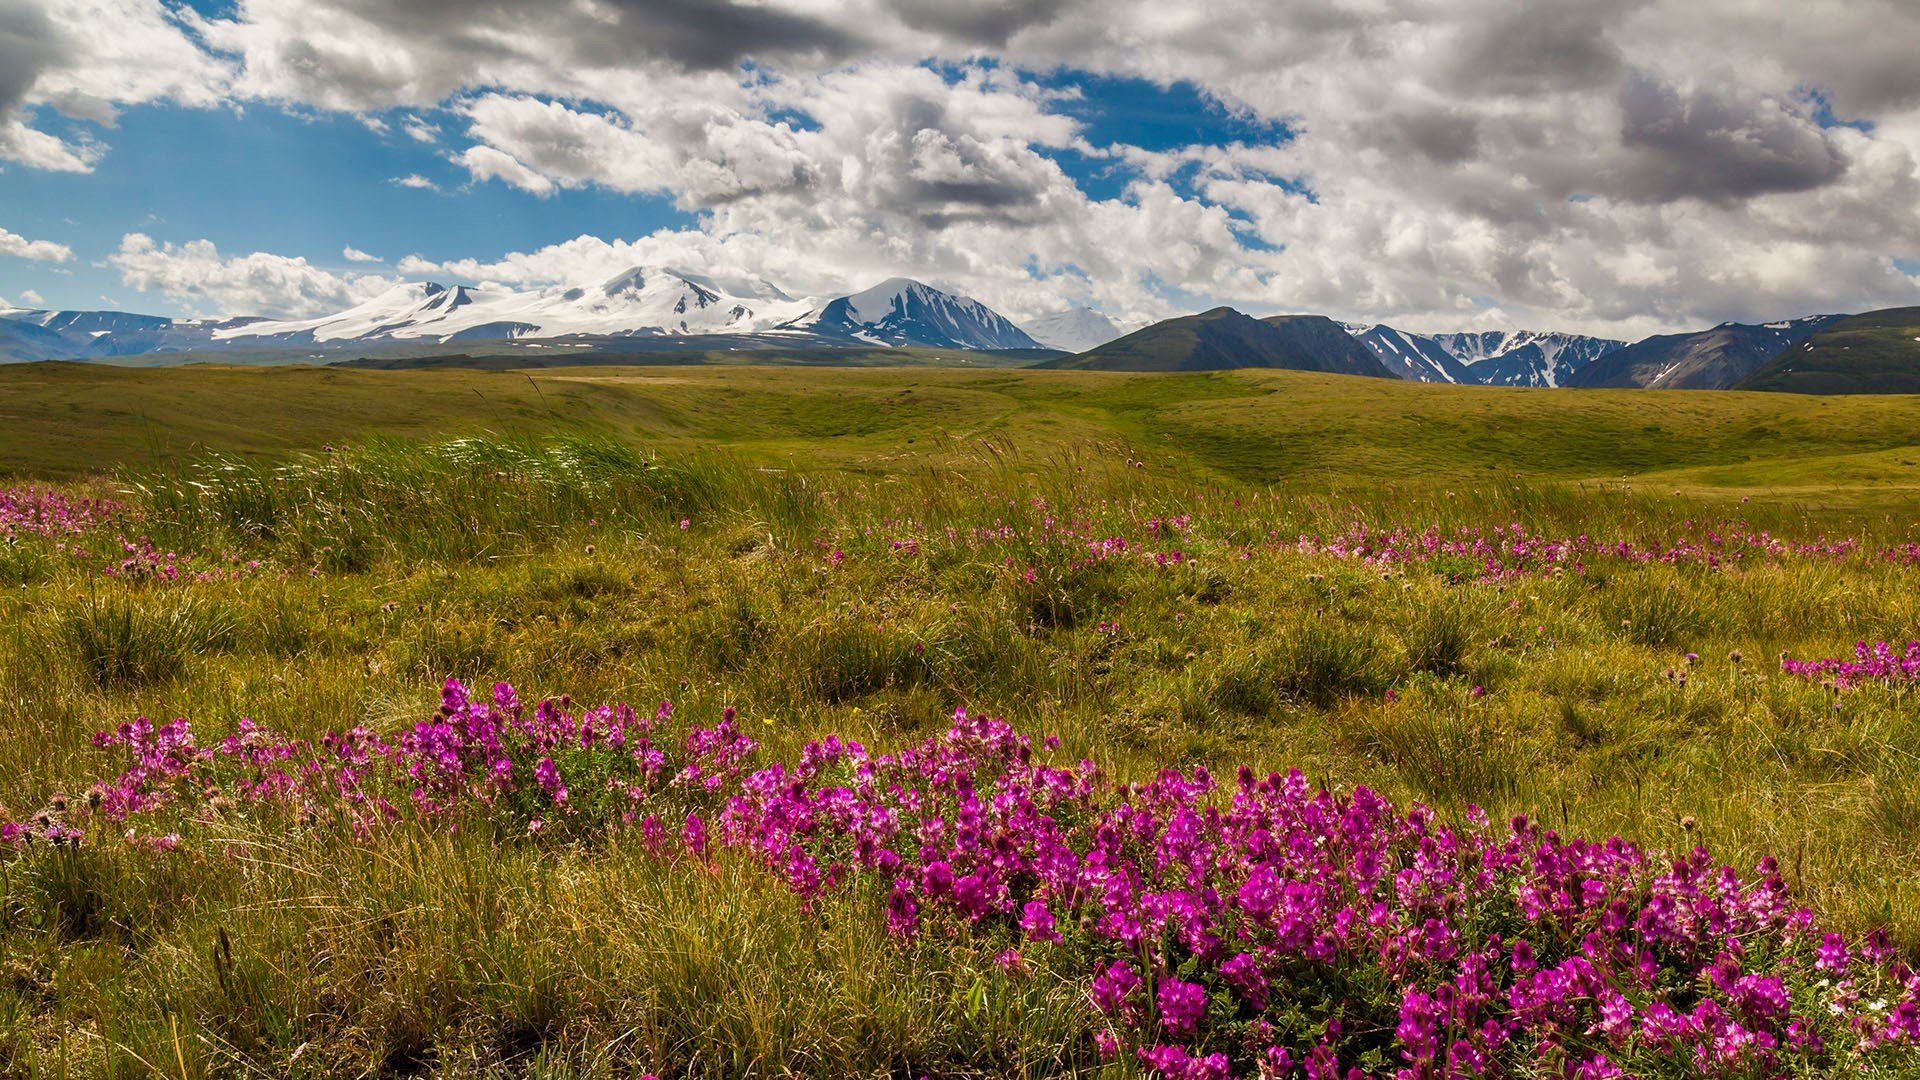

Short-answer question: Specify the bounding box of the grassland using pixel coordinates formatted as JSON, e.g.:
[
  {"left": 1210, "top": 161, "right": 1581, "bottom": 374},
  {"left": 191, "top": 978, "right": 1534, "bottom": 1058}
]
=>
[
  {"left": 3, "top": 363, "right": 1920, "bottom": 1076},
  {"left": 11, "top": 361, "right": 1920, "bottom": 502}
]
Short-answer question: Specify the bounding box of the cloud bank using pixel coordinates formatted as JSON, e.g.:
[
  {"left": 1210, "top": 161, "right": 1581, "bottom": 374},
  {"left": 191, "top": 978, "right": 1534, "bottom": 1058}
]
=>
[{"left": 7, "top": 0, "right": 1920, "bottom": 334}]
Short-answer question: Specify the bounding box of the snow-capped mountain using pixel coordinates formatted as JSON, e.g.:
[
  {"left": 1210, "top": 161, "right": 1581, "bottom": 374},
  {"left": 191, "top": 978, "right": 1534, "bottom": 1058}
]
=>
[
  {"left": 0, "top": 271, "right": 1049, "bottom": 361},
  {"left": 1349, "top": 325, "right": 1477, "bottom": 383},
  {"left": 1430, "top": 331, "right": 1626, "bottom": 387},
  {"left": 214, "top": 267, "right": 817, "bottom": 345},
  {"left": 1021, "top": 307, "right": 1124, "bottom": 353},
  {"left": 783, "top": 278, "right": 1042, "bottom": 350}
]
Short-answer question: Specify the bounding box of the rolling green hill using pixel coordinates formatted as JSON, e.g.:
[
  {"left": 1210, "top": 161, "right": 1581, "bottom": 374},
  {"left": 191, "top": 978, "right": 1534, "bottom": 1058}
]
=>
[
  {"left": 8, "top": 361, "right": 1920, "bottom": 509},
  {"left": 1736, "top": 307, "right": 1920, "bottom": 394}
]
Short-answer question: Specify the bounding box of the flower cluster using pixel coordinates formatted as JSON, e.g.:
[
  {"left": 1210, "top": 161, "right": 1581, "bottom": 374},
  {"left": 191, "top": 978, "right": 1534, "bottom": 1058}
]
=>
[
  {"left": 14, "top": 680, "right": 745, "bottom": 843},
  {"left": 1290, "top": 523, "right": 1877, "bottom": 582},
  {"left": 1781, "top": 641, "right": 1920, "bottom": 690},
  {"left": 718, "top": 710, "right": 1920, "bottom": 1076},
  {"left": 829, "top": 499, "right": 1919, "bottom": 588},
  {"left": 99, "top": 534, "right": 262, "bottom": 582},
  {"left": 8, "top": 684, "right": 1920, "bottom": 1078},
  {"left": 0, "top": 485, "right": 117, "bottom": 540}
]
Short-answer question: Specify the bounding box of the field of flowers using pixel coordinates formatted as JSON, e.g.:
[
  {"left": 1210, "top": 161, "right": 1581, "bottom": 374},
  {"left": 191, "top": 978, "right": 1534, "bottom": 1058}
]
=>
[{"left": 3, "top": 435, "right": 1920, "bottom": 1077}]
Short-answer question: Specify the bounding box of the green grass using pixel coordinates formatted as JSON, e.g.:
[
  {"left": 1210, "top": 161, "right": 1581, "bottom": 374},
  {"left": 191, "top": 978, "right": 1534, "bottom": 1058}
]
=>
[
  {"left": 8, "top": 363, "right": 1920, "bottom": 501},
  {"left": 3, "top": 366, "right": 1920, "bottom": 1075}
]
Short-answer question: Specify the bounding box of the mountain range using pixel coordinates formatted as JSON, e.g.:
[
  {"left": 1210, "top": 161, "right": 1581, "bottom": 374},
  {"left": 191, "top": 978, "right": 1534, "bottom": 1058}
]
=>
[
  {"left": 1346, "top": 326, "right": 1626, "bottom": 387},
  {"left": 0, "top": 269, "right": 1050, "bottom": 361},
  {"left": 1565, "top": 316, "right": 1843, "bottom": 390},
  {"left": 4, "top": 268, "right": 1917, "bottom": 392}
]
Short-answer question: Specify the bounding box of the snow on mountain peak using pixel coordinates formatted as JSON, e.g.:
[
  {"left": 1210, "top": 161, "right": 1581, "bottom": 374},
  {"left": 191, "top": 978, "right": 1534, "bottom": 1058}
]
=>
[
  {"left": 1021, "top": 307, "right": 1124, "bottom": 353},
  {"left": 842, "top": 278, "right": 931, "bottom": 323},
  {"left": 1429, "top": 329, "right": 1626, "bottom": 387},
  {"left": 787, "top": 278, "right": 1042, "bottom": 350}
]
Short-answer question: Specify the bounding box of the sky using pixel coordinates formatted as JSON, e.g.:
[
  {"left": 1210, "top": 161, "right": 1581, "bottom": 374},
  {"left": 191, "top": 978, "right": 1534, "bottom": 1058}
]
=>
[{"left": 2, "top": 0, "right": 1920, "bottom": 339}]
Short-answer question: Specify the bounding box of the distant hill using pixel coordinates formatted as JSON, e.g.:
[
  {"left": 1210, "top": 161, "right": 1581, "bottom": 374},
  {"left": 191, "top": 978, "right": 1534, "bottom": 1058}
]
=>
[
  {"left": 1260, "top": 315, "right": 1396, "bottom": 377},
  {"left": 0, "top": 316, "right": 93, "bottom": 363},
  {"left": 1043, "top": 307, "right": 1393, "bottom": 377},
  {"left": 1567, "top": 315, "right": 1843, "bottom": 390},
  {"left": 1735, "top": 308, "right": 1920, "bottom": 394}
]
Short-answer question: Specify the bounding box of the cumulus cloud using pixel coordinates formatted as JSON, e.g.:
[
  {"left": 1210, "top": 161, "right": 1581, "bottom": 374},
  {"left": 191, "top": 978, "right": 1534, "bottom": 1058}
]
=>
[
  {"left": 0, "top": 225, "right": 73, "bottom": 261},
  {"left": 456, "top": 144, "right": 556, "bottom": 196},
  {"left": 13, "top": 0, "right": 1920, "bottom": 333},
  {"left": 190, "top": 0, "right": 864, "bottom": 112},
  {"left": 401, "top": 114, "right": 437, "bottom": 143},
  {"left": 391, "top": 173, "right": 439, "bottom": 191},
  {"left": 0, "top": 0, "right": 230, "bottom": 170},
  {"left": 109, "top": 233, "right": 396, "bottom": 318},
  {"left": 342, "top": 245, "right": 380, "bottom": 262}
]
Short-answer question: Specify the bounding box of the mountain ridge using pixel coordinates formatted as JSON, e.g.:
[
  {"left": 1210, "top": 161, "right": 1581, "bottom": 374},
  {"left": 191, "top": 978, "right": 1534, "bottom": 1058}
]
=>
[
  {"left": 1735, "top": 308, "right": 1920, "bottom": 394},
  {"left": 1040, "top": 307, "right": 1393, "bottom": 377},
  {"left": 1566, "top": 315, "right": 1843, "bottom": 390}
]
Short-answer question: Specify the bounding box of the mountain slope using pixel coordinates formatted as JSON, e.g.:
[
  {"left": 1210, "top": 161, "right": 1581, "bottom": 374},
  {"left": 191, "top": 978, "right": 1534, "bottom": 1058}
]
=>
[
  {"left": 782, "top": 278, "right": 1041, "bottom": 350},
  {"left": 1042, "top": 307, "right": 1392, "bottom": 376},
  {"left": 1260, "top": 315, "right": 1397, "bottom": 378},
  {"left": 1432, "top": 331, "right": 1624, "bottom": 387},
  {"left": 1021, "top": 307, "right": 1123, "bottom": 352},
  {"left": 1735, "top": 308, "right": 1920, "bottom": 394},
  {"left": 1567, "top": 316, "right": 1843, "bottom": 390},
  {"left": 0, "top": 315, "right": 94, "bottom": 363},
  {"left": 1351, "top": 325, "right": 1477, "bottom": 383}
]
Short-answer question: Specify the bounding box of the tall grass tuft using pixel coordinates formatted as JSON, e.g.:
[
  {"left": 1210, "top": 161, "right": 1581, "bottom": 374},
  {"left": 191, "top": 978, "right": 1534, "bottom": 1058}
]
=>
[{"left": 54, "top": 592, "right": 236, "bottom": 688}]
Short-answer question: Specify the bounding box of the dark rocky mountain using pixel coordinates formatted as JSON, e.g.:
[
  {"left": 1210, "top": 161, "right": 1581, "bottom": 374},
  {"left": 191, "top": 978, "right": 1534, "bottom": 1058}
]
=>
[
  {"left": 1736, "top": 308, "right": 1920, "bottom": 394},
  {"left": 1043, "top": 307, "right": 1393, "bottom": 377},
  {"left": 1349, "top": 324, "right": 1478, "bottom": 383},
  {"left": 1566, "top": 316, "right": 1843, "bottom": 390}
]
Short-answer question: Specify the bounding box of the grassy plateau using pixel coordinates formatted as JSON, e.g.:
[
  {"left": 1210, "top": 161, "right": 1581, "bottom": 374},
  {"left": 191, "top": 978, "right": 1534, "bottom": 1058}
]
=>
[{"left": 3, "top": 361, "right": 1920, "bottom": 1078}]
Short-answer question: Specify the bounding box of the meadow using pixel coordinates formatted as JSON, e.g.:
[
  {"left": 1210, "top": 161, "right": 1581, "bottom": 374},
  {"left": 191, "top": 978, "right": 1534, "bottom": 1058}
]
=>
[{"left": 3, "top": 362, "right": 1920, "bottom": 1078}]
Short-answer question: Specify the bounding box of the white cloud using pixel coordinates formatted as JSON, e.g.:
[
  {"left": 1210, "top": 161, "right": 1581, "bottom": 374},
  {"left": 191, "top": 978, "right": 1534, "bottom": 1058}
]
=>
[
  {"left": 0, "top": 0, "right": 232, "bottom": 171},
  {"left": 455, "top": 145, "right": 554, "bottom": 196},
  {"left": 0, "top": 226, "right": 73, "bottom": 261},
  {"left": 401, "top": 115, "right": 438, "bottom": 143},
  {"left": 342, "top": 245, "right": 381, "bottom": 262},
  {"left": 20, "top": 289, "right": 44, "bottom": 305},
  {"left": 109, "top": 232, "right": 396, "bottom": 318},
  {"left": 9, "top": 0, "right": 1920, "bottom": 333}
]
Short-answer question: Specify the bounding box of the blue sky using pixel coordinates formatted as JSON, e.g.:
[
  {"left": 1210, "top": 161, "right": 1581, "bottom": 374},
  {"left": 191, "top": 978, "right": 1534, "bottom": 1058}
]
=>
[
  {"left": 0, "top": 103, "right": 700, "bottom": 313},
  {"left": 3, "top": 0, "right": 1918, "bottom": 337},
  {"left": 0, "top": 70, "right": 1295, "bottom": 318}
]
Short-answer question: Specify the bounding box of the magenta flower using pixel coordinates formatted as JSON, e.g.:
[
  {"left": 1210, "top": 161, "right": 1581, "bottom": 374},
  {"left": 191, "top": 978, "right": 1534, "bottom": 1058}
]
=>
[{"left": 1156, "top": 978, "right": 1206, "bottom": 1035}]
